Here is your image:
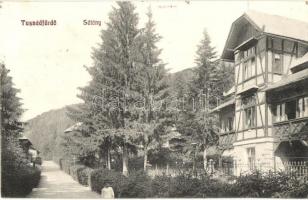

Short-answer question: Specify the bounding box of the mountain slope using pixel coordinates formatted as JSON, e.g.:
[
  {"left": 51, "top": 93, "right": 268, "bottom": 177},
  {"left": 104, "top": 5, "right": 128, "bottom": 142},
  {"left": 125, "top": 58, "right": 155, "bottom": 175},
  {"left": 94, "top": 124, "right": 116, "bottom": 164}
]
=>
[
  {"left": 25, "top": 106, "right": 76, "bottom": 159},
  {"left": 24, "top": 68, "right": 196, "bottom": 159}
]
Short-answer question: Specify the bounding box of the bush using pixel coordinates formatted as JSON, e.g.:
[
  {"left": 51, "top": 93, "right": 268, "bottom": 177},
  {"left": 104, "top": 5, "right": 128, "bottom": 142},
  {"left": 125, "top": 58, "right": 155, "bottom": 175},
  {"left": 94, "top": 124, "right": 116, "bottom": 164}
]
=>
[
  {"left": 90, "top": 168, "right": 129, "bottom": 198},
  {"left": 274, "top": 175, "right": 308, "bottom": 198},
  {"left": 1, "top": 137, "right": 41, "bottom": 197},
  {"left": 60, "top": 159, "right": 74, "bottom": 174},
  {"left": 121, "top": 170, "right": 153, "bottom": 198},
  {"left": 168, "top": 174, "right": 202, "bottom": 197},
  {"left": 151, "top": 175, "right": 171, "bottom": 197},
  {"left": 2, "top": 164, "right": 41, "bottom": 197},
  {"left": 69, "top": 164, "right": 85, "bottom": 181},
  {"left": 90, "top": 169, "right": 153, "bottom": 198},
  {"left": 128, "top": 156, "right": 143, "bottom": 172},
  {"left": 78, "top": 167, "right": 93, "bottom": 186}
]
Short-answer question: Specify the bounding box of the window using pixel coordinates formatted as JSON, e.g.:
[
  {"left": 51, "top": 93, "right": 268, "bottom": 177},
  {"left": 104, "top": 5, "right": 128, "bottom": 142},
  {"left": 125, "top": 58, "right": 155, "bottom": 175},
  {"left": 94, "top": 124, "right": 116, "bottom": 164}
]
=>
[
  {"left": 242, "top": 95, "right": 256, "bottom": 129},
  {"left": 244, "top": 61, "right": 250, "bottom": 80},
  {"left": 273, "top": 53, "right": 282, "bottom": 74},
  {"left": 247, "top": 147, "right": 256, "bottom": 171},
  {"left": 285, "top": 100, "right": 297, "bottom": 120},
  {"left": 222, "top": 117, "right": 234, "bottom": 132},
  {"left": 228, "top": 117, "right": 234, "bottom": 131},
  {"left": 243, "top": 57, "right": 255, "bottom": 80},
  {"left": 245, "top": 107, "right": 256, "bottom": 129},
  {"left": 297, "top": 97, "right": 308, "bottom": 118},
  {"left": 275, "top": 103, "right": 286, "bottom": 122}
]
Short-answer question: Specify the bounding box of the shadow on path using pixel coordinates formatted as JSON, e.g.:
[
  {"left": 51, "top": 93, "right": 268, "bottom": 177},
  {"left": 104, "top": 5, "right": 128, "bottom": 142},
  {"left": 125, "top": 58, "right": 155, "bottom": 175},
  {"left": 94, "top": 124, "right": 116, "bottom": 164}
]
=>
[{"left": 27, "top": 161, "right": 100, "bottom": 199}]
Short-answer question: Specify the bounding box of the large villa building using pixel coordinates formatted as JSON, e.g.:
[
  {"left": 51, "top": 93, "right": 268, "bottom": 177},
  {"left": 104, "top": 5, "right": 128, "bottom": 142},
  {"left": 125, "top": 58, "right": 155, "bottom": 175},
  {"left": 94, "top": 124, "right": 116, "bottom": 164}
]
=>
[{"left": 212, "top": 10, "right": 308, "bottom": 176}]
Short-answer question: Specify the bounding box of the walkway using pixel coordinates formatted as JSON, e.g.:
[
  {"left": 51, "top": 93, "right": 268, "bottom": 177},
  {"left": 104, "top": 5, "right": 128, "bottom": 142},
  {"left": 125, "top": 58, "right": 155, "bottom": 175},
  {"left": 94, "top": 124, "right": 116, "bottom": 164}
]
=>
[{"left": 27, "top": 161, "right": 100, "bottom": 198}]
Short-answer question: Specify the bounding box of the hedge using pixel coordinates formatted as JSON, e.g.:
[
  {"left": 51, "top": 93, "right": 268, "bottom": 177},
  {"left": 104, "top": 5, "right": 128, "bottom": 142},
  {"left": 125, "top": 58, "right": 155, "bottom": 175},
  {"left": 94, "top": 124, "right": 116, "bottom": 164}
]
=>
[
  {"left": 69, "top": 164, "right": 93, "bottom": 186},
  {"left": 1, "top": 164, "right": 41, "bottom": 197},
  {"left": 58, "top": 159, "right": 93, "bottom": 186},
  {"left": 59, "top": 159, "right": 74, "bottom": 174},
  {"left": 58, "top": 159, "right": 308, "bottom": 198},
  {"left": 89, "top": 169, "right": 308, "bottom": 198},
  {"left": 90, "top": 168, "right": 129, "bottom": 198}
]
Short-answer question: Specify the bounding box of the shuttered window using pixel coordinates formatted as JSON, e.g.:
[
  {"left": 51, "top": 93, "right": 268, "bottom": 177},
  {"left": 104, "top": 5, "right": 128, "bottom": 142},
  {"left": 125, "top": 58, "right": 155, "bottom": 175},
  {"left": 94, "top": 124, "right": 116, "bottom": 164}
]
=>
[{"left": 297, "top": 96, "right": 308, "bottom": 118}]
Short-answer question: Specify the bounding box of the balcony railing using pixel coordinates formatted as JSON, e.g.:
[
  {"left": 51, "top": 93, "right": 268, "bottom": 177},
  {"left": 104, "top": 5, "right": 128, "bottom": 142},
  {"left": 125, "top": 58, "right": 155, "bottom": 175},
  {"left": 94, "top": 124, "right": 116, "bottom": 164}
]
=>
[
  {"left": 273, "top": 117, "right": 308, "bottom": 141},
  {"left": 218, "top": 131, "right": 236, "bottom": 150}
]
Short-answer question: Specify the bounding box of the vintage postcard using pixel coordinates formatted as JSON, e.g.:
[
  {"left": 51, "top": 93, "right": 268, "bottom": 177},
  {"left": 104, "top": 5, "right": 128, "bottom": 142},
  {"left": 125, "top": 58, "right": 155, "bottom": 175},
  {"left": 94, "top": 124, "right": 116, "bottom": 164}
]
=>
[{"left": 1, "top": 0, "right": 308, "bottom": 198}]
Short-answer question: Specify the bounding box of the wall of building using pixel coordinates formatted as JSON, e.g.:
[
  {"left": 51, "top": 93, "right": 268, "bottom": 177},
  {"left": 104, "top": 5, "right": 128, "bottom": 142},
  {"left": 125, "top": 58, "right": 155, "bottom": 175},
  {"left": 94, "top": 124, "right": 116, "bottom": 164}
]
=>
[{"left": 232, "top": 138, "right": 279, "bottom": 176}]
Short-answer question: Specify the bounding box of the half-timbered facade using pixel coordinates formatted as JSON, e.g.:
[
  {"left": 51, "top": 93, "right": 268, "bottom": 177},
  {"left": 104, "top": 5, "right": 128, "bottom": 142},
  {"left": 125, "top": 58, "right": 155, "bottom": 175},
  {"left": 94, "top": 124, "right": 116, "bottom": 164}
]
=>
[{"left": 212, "top": 10, "right": 308, "bottom": 175}]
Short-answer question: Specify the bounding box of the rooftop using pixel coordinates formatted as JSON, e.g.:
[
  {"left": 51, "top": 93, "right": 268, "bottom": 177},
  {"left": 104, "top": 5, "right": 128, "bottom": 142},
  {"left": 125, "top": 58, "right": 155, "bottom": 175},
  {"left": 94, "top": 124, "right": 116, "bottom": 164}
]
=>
[
  {"left": 246, "top": 10, "right": 308, "bottom": 42},
  {"left": 222, "top": 10, "right": 308, "bottom": 61},
  {"left": 64, "top": 122, "right": 83, "bottom": 133}
]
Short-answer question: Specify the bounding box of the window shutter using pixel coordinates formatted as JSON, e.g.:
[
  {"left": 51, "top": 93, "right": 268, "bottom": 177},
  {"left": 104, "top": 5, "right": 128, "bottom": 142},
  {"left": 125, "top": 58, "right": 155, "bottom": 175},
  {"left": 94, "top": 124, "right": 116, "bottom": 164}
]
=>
[
  {"left": 281, "top": 103, "right": 286, "bottom": 121},
  {"left": 277, "top": 104, "right": 281, "bottom": 122},
  {"left": 304, "top": 97, "right": 308, "bottom": 117},
  {"left": 298, "top": 98, "right": 303, "bottom": 118}
]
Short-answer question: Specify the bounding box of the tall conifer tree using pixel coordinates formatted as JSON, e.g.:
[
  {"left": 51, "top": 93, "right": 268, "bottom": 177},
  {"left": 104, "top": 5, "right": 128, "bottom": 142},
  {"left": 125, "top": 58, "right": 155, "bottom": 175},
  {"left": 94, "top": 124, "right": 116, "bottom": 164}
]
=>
[
  {"left": 67, "top": 2, "right": 143, "bottom": 175},
  {"left": 136, "top": 7, "right": 169, "bottom": 171}
]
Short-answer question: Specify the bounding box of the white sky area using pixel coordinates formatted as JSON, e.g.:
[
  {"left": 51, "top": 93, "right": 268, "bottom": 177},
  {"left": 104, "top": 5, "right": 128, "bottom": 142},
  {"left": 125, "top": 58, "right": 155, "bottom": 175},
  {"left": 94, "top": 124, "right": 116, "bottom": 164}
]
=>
[{"left": 0, "top": 1, "right": 307, "bottom": 121}]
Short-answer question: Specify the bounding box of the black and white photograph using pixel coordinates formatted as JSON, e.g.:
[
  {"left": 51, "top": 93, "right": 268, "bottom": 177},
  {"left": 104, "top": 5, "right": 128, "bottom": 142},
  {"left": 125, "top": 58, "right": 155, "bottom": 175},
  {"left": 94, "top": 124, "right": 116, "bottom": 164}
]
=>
[{"left": 1, "top": 0, "right": 308, "bottom": 198}]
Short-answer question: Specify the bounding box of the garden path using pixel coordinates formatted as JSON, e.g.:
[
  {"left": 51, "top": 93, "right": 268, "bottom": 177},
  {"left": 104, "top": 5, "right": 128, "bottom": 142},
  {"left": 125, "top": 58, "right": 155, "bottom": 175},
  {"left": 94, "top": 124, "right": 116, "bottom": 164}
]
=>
[{"left": 27, "top": 161, "right": 100, "bottom": 198}]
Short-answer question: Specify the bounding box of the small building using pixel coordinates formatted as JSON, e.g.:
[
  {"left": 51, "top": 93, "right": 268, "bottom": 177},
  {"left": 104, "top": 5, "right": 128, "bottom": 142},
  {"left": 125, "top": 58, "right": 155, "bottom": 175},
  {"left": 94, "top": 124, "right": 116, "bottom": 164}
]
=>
[
  {"left": 18, "top": 136, "right": 40, "bottom": 163},
  {"left": 212, "top": 10, "right": 308, "bottom": 176}
]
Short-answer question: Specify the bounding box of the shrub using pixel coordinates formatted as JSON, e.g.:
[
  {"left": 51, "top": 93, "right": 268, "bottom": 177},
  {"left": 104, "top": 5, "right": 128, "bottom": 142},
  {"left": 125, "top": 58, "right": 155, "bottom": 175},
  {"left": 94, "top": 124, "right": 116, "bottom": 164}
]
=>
[
  {"left": 197, "top": 175, "right": 228, "bottom": 197},
  {"left": 151, "top": 175, "right": 171, "bottom": 197},
  {"left": 274, "top": 176, "right": 308, "bottom": 198},
  {"left": 69, "top": 164, "right": 85, "bottom": 181},
  {"left": 168, "top": 174, "right": 202, "bottom": 197},
  {"left": 78, "top": 167, "right": 93, "bottom": 186},
  {"left": 128, "top": 156, "right": 143, "bottom": 172},
  {"left": 90, "top": 168, "right": 129, "bottom": 198},
  {"left": 121, "top": 170, "right": 153, "bottom": 198},
  {"left": 1, "top": 137, "right": 41, "bottom": 197},
  {"left": 60, "top": 159, "right": 74, "bottom": 174},
  {"left": 2, "top": 164, "right": 41, "bottom": 197}
]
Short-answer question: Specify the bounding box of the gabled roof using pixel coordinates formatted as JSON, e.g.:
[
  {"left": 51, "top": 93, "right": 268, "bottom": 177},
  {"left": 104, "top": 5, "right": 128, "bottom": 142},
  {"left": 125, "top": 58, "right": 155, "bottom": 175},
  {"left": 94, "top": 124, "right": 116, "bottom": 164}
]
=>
[
  {"left": 246, "top": 10, "right": 308, "bottom": 42},
  {"left": 64, "top": 122, "right": 83, "bottom": 133},
  {"left": 222, "top": 10, "right": 308, "bottom": 61}
]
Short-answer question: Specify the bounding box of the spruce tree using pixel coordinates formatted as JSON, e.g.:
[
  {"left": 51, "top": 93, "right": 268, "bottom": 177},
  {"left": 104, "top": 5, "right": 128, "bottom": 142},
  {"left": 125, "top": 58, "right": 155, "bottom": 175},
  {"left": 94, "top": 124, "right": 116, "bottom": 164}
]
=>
[
  {"left": 136, "top": 7, "right": 169, "bottom": 171},
  {"left": 67, "top": 2, "right": 143, "bottom": 175}
]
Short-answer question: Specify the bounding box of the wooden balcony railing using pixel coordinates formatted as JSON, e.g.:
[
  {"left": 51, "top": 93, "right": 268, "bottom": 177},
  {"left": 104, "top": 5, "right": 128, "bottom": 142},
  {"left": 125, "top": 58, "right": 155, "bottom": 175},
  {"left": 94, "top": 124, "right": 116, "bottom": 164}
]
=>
[
  {"left": 273, "top": 117, "right": 308, "bottom": 141},
  {"left": 218, "top": 131, "right": 236, "bottom": 150}
]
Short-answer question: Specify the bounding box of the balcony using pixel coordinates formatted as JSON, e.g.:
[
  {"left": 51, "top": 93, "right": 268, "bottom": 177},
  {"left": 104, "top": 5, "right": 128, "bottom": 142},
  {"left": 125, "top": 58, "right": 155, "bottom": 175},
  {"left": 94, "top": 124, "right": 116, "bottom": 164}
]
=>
[
  {"left": 218, "top": 131, "right": 236, "bottom": 150},
  {"left": 273, "top": 117, "right": 308, "bottom": 141}
]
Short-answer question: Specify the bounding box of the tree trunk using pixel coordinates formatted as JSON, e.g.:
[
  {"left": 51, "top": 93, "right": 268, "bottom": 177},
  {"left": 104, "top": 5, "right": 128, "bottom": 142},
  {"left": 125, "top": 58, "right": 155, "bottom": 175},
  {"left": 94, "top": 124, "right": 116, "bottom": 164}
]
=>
[
  {"left": 122, "top": 144, "right": 128, "bottom": 176},
  {"left": 203, "top": 147, "right": 207, "bottom": 170},
  {"left": 143, "top": 146, "right": 148, "bottom": 171},
  {"left": 107, "top": 147, "right": 111, "bottom": 170}
]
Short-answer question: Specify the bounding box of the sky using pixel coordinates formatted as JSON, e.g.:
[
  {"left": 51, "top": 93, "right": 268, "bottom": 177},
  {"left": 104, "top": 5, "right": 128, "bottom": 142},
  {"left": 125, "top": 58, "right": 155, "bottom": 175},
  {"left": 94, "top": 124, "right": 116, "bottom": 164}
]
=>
[{"left": 0, "top": 0, "right": 308, "bottom": 121}]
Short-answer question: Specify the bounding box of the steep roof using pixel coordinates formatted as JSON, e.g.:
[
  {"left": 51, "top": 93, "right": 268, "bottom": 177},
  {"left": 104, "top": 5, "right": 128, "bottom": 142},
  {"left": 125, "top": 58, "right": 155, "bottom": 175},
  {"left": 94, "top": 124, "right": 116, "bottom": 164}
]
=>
[
  {"left": 221, "top": 10, "right": 308, "bottom": 61},
  {"left": 245, "top": 10, "right": 308, "bottom": 42}
]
